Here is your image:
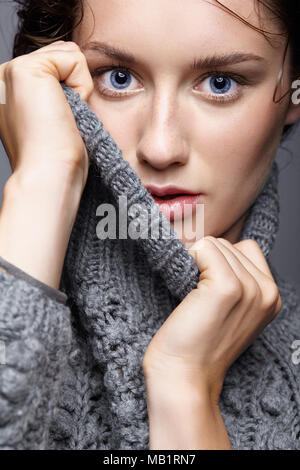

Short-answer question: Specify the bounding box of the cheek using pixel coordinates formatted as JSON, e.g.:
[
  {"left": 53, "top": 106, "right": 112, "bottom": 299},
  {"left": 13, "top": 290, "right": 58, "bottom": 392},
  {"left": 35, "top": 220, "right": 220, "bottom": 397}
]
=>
[
  {"left": 87, "top": 94, "right": 139, "bottom": 160},
  {"left": 190, "top": 93, "right": 285, "bottom": 235},
  {"left": 229, "top": 99, "right": 284, "bottom": 173},
  {"left": 191, "top": 91, "right": 285, "bottom": 181}
]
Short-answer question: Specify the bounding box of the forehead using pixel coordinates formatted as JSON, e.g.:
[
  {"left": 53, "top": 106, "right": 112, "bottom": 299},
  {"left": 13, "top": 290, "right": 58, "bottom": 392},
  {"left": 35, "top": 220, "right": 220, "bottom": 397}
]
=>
[{"left": 74, "top": 0, "right": 285, "bottom": 62}]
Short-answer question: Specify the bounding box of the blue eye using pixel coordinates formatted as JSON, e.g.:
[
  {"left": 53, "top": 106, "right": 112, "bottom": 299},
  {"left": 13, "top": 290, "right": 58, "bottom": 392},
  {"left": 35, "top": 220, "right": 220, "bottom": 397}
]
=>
[
  {"left": 195, "top": 74, "right": 241, "bottom": 102},
  {"left": 108, "top": 70, "right": 132, "bottom": 89},
  {"left": 209, "top": 76, "right": 232, "bottom": 94},
  {"left": 92, "top": 66, "right": 143, "bottom": 97}
]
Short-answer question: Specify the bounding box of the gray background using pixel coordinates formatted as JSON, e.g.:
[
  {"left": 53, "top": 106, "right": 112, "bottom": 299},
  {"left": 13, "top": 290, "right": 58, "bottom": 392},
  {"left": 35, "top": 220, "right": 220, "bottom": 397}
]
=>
[{"left": 1, "top": 1, "right": 300, "bottom": 298}]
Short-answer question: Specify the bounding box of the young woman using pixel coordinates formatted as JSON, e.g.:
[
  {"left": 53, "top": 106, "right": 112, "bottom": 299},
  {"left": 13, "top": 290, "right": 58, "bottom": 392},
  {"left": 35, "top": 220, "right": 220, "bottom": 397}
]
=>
[{"left": 0, "top": 0, "right": 299, "bottom": 450}]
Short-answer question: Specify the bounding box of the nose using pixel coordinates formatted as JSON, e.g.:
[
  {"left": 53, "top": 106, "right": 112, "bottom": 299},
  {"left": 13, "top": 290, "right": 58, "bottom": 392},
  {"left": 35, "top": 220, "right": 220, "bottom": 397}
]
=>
[{"left": 136, "top": 89, "right": 189, "bottom": 170}]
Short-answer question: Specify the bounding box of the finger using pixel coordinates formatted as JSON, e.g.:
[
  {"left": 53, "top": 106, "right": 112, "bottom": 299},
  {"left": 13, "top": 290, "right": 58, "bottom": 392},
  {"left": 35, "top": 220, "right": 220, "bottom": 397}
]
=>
[
  {"left": 30, "top": 40, "right": 77, "bottom": 54},
  {"left": 29, "top": 49, "right": 94, "bottom": 101},
  {"left": 217, "top": 237, "right": 274, "bottom": 281},
  {"left": 187, "top": 237, "right": 242, "bottom": 292},
  {"left": 202, "top": 236, "right": 257, "bottom": 288},
  {"left": 0, "top": 42, "right": 81, "bottom": 81},
  {"left": 214, "top": 237, "right": 282, "bottom": 314},
  {"left": 234, "top": 239, "right": 274, "bottom": 279}
]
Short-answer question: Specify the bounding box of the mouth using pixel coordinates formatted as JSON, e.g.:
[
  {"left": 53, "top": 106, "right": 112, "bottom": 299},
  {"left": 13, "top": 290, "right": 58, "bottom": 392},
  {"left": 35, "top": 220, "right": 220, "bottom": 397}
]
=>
[
  {"left": 145, "top": 184, "right": 200, "bottom": 198},
  {"left": 149, "top": 193, "right": 204, "bottom": 221},
  {"left": 144, "top": 185, "right": 204, "bottom": 221}
]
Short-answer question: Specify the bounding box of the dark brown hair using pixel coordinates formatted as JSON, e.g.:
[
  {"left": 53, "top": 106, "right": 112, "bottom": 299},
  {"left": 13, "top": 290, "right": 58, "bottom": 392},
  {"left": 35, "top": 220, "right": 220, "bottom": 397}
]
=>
[
  {"left": 11, "top": 0, "right": 300, "bottom": 140},
  {"left": 12, "top": 0, "right": 84, "bottom": 56}
]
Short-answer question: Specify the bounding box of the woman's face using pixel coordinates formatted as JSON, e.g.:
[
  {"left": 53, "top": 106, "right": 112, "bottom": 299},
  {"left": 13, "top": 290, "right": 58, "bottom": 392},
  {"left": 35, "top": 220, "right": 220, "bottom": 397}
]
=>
[{"left": 72, "top": 0, "right": 299, "bottom": 248}]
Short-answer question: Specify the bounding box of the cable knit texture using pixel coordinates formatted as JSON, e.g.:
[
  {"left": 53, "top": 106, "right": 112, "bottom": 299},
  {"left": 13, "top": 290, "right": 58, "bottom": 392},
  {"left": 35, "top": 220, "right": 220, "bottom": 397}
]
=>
[{"left": 0, "top": 82, "right": 300, "bottom": 450}]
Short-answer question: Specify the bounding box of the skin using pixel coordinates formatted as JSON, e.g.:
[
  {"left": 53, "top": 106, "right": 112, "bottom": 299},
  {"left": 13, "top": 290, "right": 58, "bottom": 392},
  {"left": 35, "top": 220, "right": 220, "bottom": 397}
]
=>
[
  {"left": 73, "top": 0, "right": 300, "bottom": 248},
  {"left": 0, "top": 0, "right": 299, "bottom": 450}
]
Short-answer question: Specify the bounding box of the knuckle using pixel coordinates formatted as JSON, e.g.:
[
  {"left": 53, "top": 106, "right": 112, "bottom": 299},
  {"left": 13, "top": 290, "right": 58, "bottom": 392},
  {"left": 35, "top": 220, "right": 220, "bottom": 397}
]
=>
[
  {"left": 218, "top": 277, "right": 243, "bottom": 304},
  {"left": 248, "top": 239, "right": 260, "bottom": 249},
  {"left": 190, "top": 237, "right": 210, "bottom": 252},
  {"left": 78, "top": 50, "right": 92, "bottom": 73},
  {"left": 73, "top": 49, "right": 91, "bottom": 69},
  {"left": 237, "top": 239, "right": 260, "bottom": 251},
  {"left": 270, "top": 292, "right": 283, "bottom": 318},
  {"left": 76, "top": 51, "right": 87, "bottom": 64},
  {"left": 63, "top": 41, "right": 81, "bottom": 50},
  {"left": 276, "top": 293, "right": 283, "bottom": 314},
  {"left": 201, "top": 237, "right": 216, "bottom": 249},
  {"left": 0, "top": 61, "right": 8, "bottom": 76},
  {"left": 73, "top": 48, "right": 86, "bottom": 61},
  {"left": 4, "top": 57, "right": 23, "bottom": 80},
  {"left": 62, "top": 152, "right": 84, "bottom": 170},
  {"left": 262, "top": 281, "right": 280, "bottom": 312},
  {"left": 245, "top": 239, "right": 260, "bottom": 249}
]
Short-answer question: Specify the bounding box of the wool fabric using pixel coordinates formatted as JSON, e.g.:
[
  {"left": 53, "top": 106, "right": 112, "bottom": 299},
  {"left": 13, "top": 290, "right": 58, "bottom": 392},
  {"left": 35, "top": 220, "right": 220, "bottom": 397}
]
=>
[{"left": 0, "top": 82, "right": 299, "bottom": 450}]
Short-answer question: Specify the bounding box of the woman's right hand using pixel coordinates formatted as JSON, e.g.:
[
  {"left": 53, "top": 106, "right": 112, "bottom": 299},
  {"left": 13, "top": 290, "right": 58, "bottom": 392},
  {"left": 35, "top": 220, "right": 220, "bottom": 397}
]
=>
[
  {"left": 143, "top": 237, "right": 282, "bottom": 405},
  {"left": 0, "top": 40, "right": 95, "bottom": 290},
  {"left": 0, "top": 40, "right": 94, "bottom": 187}
]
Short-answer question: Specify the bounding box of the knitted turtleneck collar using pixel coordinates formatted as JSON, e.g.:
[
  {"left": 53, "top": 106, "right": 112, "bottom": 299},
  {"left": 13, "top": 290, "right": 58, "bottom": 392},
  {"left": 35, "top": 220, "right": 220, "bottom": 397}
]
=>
[
  {"left": 60, "top": 83, "right": 280, "bottom": 302},
  {"left": 56, "top": 83, "right": 300, "bottom": 450}
]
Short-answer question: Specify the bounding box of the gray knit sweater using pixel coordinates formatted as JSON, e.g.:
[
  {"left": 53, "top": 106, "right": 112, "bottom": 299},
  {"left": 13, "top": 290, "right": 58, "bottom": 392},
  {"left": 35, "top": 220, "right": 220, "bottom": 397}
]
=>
[{"left": 0, "top": 83, "right": 299, "bottom": 450}]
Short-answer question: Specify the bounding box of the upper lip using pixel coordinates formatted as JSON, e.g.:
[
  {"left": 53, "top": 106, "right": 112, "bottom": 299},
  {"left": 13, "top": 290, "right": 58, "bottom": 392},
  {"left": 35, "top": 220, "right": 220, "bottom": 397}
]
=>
[{"left": 145, "top": 184, "right": 201, "bottom": 197}]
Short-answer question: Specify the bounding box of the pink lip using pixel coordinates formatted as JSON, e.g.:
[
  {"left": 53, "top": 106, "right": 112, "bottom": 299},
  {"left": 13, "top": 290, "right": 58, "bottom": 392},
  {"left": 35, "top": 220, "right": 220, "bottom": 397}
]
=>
[
  {"left": 151, "top": 193, "right": 204, "bottom": 221},
  {"left": 145, "top": 184, "right": 199, "bottom": 197}
]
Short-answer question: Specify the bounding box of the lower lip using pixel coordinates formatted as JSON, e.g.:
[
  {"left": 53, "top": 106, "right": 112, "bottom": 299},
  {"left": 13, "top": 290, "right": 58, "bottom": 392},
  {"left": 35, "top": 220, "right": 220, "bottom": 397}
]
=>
[{"left": 151, "top": 194, "right": 203, "bottom": 221}]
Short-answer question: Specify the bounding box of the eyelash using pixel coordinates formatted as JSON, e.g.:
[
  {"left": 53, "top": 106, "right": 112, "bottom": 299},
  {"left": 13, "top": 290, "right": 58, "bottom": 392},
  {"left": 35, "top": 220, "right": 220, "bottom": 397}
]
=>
[{"left": 91, "top": 62, "right": 249, "bottom": 103}]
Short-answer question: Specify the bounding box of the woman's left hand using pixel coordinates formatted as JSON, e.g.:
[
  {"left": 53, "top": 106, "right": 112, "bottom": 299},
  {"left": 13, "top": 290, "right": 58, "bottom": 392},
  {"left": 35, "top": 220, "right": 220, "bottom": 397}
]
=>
[{"left": 142, "top": 236, "right": 282, "bottom": 403}]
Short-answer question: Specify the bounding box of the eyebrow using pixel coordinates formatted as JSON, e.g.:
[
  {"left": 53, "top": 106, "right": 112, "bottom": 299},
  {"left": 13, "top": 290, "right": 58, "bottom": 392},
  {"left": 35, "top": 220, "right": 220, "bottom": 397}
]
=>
[{"left": 82, "top": 41, "right": 266, "bottom": 70}]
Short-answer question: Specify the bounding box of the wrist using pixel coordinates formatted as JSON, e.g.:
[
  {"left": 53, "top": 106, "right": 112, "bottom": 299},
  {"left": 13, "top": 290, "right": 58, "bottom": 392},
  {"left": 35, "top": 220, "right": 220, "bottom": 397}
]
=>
[
  {"left": 4, "top": 161, "right": 84, "bottom": 200},
  {"left": 2, "top": 164, "right": 84, "bottom": 230},
  {"left": 144, "top": 376, "right": 227, "bottom": 450},
  {"left": 145, "top": 372, "right": 218, "bottom": 406},
  {"left": 143, "top": 362, "right": 222, "bottom": 408},
  {"left": 0, "top": 166, "right": 84, "bottom": 290}
]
